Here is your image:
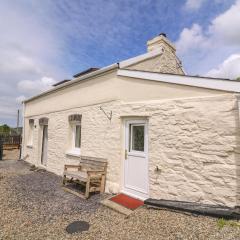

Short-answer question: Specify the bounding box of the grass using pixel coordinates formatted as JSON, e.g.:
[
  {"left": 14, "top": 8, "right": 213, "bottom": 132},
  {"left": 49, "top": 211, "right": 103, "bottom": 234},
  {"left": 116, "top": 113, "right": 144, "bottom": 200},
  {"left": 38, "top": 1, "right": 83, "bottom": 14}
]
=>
[
  {"left": 217, "top": 218, "right": 240, "bottom": 229},
  {"left": 217, "top": 218, "right": 227, "bottom": 229}
]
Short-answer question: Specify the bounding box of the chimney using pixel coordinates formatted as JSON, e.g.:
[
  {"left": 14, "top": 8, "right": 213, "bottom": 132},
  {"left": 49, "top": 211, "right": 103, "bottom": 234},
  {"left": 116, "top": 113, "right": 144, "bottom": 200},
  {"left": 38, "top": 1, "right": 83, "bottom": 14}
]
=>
[{"left": 147, "top": 33, "right": 176, "bottom": 53}]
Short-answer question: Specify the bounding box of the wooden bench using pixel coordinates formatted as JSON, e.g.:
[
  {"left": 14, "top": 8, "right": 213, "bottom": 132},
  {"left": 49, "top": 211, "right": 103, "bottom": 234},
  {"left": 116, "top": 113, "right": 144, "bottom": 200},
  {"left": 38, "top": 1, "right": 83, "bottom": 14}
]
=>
[{"left": 62, "top": 156, "right": 107, "bottom": 199}]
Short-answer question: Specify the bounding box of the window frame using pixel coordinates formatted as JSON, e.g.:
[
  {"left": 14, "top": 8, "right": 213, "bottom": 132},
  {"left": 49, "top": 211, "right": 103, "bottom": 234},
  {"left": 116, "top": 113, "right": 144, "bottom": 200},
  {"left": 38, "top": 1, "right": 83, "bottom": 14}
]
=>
[
  {"left": 73, "top": 123, "right": 81, "bottom": 150},
  {"left": 67, "top": 121, "right": 81, "bottom": 156},
  {"left": 66, "top": 114, "right": 82, "bottom": 157},
  {"left": 27, "top": 120, "right": 34, "bottom": 147}
]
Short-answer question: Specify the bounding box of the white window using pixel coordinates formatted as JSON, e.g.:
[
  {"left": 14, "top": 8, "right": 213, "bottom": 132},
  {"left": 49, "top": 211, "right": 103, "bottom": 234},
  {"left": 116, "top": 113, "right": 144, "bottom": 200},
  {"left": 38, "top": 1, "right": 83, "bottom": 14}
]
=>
[
  {"left": 67, "top": 114, "right": 82, "bottom": 156},
  {"left": 73, "top": 124, "right": 81, "bottom": 149},
  {"left": 27, "top": 119, "right": 34, "bottom": 147}
]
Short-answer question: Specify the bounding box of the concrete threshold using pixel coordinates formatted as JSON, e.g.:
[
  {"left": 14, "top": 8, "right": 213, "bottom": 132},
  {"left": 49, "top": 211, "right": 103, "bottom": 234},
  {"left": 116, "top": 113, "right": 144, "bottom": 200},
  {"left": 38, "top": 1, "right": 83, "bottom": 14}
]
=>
[{"left": 101, "top": 198, "right": 133, "bottom": 216}]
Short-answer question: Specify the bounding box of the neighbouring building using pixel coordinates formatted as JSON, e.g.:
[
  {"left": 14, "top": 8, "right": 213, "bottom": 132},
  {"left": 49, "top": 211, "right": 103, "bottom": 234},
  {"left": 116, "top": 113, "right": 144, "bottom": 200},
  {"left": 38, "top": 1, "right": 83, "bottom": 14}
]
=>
[{"left": 22, "top": 33, "right": 240, "bottom": 208}]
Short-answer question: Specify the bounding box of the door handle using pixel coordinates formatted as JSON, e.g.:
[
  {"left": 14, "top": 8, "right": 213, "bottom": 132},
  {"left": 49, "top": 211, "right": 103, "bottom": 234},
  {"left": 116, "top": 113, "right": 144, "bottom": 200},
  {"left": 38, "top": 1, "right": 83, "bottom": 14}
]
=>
[{"left": 125, "top": 149, "right": 128, "bottom": 160}]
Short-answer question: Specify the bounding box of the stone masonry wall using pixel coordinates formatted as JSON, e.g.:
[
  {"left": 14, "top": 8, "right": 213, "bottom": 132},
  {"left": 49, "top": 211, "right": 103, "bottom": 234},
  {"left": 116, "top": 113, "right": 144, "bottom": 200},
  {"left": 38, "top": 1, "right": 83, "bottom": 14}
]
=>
[
  {"left": 23, "top": 94, "right": 240, "bottom": 207},
  {"left": 146, "top": 95, "right": 240, "bottom": 207},
  {"left": 126, "top": 47, "right": 185, "bottom": 75}
]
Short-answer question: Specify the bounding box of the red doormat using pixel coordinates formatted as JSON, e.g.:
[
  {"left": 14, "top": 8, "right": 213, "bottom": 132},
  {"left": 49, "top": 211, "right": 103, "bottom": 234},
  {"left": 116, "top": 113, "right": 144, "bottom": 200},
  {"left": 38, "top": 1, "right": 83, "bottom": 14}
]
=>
[{"left": 110, "top": 194, "right": 144, "bottom": 210}]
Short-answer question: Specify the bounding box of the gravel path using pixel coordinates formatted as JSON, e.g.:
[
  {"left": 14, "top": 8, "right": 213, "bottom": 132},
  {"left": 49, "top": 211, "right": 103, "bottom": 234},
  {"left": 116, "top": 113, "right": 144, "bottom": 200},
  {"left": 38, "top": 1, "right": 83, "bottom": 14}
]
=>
[
  {"left": 1, "top": 160, "right": 240, "bottom": 240},
  {"left": 2, "top": 149, "right": 20, "bottom": 160}
]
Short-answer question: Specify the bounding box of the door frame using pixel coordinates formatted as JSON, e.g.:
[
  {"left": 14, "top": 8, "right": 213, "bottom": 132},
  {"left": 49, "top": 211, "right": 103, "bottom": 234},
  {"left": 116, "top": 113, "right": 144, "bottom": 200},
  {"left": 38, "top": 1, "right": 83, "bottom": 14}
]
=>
[
  {"left": 40, "top": 124, "right": 48, "bottom": 167},
  {"left": 121, "top": 118, "right": 149, "bottom": 200}
]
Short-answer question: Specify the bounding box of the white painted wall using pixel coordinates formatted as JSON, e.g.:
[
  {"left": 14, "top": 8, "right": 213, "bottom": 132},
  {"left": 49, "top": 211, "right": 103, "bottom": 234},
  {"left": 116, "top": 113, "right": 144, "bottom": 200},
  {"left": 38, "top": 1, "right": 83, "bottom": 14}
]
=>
[
  {"left": 24, "top": 70, "right": 225, "bottom": 117},
  {"left": 23, "top": 94, "right": 240, "bottom": 207}
]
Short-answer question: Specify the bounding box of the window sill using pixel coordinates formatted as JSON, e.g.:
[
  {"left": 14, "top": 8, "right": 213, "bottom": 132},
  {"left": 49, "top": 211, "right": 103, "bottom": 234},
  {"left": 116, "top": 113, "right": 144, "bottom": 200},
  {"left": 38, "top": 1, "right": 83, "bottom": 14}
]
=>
[
  {"left": 27, "top": 145, "right": 33, "bottom": 149},
  {"left": 66, "top": 149, "right": 81, "bottom": 157}
]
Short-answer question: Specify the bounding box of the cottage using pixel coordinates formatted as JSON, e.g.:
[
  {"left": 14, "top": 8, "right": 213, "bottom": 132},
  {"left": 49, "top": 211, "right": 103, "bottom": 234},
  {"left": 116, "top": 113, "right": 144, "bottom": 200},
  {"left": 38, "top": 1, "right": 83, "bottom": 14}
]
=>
[{"left": 22, "top": 34, "right": 240, "bottom": 208}]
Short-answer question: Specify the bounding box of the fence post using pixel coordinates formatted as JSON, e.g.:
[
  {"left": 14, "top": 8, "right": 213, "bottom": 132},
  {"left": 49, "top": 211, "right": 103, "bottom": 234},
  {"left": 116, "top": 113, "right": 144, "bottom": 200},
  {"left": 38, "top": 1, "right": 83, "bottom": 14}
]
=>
[{"left": 0, "top": 136, "right": 3, "bottom": 161}]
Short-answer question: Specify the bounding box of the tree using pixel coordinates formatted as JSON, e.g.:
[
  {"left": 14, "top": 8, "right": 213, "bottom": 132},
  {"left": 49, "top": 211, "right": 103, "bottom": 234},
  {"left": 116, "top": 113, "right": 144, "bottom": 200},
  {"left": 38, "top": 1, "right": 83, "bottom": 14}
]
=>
[{"left": 0, "top": 124, "right": 10, "bottom": 134}]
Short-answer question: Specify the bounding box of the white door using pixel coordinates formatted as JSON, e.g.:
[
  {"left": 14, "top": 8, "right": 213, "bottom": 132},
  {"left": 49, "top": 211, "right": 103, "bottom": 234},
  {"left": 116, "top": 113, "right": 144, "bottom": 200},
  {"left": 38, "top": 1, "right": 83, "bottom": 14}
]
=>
[
  {"left": 123, "top": 120, "right": 148, "bottom": 200},
  {"left": 41, "top": 125, "right": 48, "bottom": 166}
]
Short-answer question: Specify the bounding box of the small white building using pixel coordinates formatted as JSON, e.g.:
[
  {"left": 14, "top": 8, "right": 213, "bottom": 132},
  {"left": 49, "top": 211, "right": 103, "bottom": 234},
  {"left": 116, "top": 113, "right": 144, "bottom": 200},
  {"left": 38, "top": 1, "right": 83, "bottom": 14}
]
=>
[{"left": 22, "top": 34, "right": 240, "bottom": 208}]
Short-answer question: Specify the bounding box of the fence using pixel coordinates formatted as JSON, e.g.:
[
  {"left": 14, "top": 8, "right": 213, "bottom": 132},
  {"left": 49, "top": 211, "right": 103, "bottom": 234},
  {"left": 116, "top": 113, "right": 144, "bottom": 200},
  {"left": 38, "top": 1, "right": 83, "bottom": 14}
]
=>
[
  {"left": 0, "top": 135, "right": 22, "bottom": 160},
  {"left": 0, "top": 135, "right": 21, "bottom": 148}
]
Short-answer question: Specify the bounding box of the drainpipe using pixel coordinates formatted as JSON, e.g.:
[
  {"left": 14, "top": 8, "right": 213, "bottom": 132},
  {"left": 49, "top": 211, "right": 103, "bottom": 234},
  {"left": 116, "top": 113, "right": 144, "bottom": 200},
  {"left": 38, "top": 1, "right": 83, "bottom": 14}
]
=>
[
  {"left": 20, "top": 102, "right": 25, "bottom": 160},
  {"left": 236, "top": 94, "right": 240, "bottom": 209}
]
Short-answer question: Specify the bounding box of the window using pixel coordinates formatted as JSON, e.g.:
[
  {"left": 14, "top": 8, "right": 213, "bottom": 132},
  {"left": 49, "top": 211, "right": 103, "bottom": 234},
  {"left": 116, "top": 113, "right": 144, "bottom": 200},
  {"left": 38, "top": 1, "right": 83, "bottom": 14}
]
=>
[
  {"left": 67, "top": 114, "right": 82, "bottom": 156},
  {"left": 27, "top": 119, "right": 34, "bottom": 146},
  {"left": 129, "top": 124, "right": 145, "bottom": 152},
  {"left": 74, "top": 124, "right": 81, "bottom": 148}
]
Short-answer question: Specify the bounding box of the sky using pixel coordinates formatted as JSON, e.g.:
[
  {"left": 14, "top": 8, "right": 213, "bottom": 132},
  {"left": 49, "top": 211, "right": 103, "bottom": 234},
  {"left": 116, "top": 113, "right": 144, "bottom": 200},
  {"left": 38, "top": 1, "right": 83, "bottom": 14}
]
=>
[{"left": 0, "top": 0, "right": 240, "bottom": 126}]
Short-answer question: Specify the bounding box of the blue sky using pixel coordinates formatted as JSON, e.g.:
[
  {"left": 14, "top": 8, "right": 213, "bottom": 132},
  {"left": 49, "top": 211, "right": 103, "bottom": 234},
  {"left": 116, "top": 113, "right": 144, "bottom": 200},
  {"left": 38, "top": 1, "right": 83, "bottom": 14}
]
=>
[{"left": 0, "top": 0, "right": 240, "bottom": 126}]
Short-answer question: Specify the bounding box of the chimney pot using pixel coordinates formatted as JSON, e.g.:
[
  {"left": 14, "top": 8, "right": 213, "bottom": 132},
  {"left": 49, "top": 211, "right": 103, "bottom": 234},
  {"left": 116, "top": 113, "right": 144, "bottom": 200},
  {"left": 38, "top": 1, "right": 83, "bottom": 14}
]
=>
[{"left": 159, "top": 33, "right": 167, "bottom": 38}]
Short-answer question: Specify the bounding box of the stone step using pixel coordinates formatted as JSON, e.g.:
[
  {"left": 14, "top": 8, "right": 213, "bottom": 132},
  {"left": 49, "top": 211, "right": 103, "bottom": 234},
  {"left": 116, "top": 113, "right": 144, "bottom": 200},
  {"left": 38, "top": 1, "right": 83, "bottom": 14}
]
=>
[{"left": 101, "top": 198, "right": 133, "bottom": 216}]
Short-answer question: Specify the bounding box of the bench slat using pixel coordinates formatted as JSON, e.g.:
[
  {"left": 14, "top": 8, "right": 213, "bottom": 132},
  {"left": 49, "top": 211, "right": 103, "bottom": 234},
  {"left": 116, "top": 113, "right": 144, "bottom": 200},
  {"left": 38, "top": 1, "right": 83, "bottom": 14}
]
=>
[
  {"left": 79, "top": 160, "right": 107, "bottom": 167},
  {"left": 81, "top": 155, "right": 107, "bottom": 163},
  {"left": 63, "top": 171, "right": 88, "bottom": 181}
]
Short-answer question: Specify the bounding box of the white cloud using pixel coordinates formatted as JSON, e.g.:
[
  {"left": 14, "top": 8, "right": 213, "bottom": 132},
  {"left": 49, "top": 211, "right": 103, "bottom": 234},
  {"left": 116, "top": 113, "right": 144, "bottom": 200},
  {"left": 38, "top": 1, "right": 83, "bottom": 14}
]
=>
[
  {"left": 18, "top": 77, "right": 56, "bottom": 95},
  {"left": 0, "top": 1, "right": 69, "bottom": 125},
  {"left": 176, "top": 24, "right": 209, "bottom": 54},
  {"left": 184, "top": 0, "right": 206, "bottom": 10},
  {"left": 0, "top": 96, "right": 20, "bottom": 126},
  {"left": 0, "top": 102, "right": 17, "bottom": 117},
  {"left": 176, "top": 0, "right": 240, "bottom": 78},
  {"left": 0, "top": 54, "right": 40, "bottom": 74},
  {"left": 209, "top": 0, "right": 240, "bottom": 45},
  {"left": 183, "top": 0, "right": 231, "bottom": 11},
  {"left": 206, "top": 54, "right": 240, "bottom": 79}
]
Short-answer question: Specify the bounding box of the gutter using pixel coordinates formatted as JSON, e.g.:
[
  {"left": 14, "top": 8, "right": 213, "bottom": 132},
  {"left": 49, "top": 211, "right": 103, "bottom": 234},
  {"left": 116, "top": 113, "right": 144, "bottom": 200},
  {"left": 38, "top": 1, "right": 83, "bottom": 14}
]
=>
[
  {"left": 117, "top": 69, "right": 240, "bottom": 93},
  {"left": 23, "top": 63, "right": 119, "bottom": 103}
]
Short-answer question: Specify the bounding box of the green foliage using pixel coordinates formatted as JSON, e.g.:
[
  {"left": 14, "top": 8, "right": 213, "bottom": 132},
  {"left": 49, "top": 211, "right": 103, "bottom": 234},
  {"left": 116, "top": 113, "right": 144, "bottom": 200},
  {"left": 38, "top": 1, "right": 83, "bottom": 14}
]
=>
[
  {"left": 217, "top": 218, "right": 227, "bottom": 229},
  {"left": 217, "top": 218, "right": 240, "bottom": 229},
  {"left": 236, "top": 77, "right": 240, "bottom": 81},
  {"left": 0, "top": 124, "right": 10, "bottom": 134}
]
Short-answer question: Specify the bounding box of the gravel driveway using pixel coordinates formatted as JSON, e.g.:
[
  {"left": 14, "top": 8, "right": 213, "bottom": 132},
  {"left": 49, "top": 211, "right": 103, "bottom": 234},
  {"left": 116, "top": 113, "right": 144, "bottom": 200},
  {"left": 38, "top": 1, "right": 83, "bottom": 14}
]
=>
[
  {"left": 2, "top": 149, "right": 20, "bottom": 160},
  {"left": 1, "top": 160, "right": 240, "bottom": 240}
]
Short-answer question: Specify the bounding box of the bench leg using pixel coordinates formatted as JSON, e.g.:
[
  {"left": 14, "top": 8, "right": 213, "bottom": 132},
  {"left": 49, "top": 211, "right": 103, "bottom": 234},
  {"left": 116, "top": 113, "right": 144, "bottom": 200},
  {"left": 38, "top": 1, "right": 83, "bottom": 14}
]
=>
[
  {"left": 100, "top": 174, "right": 106, "bottom": 193},
  {"left": 85, "top": 178, "right": 90, "bottom": 199}
]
